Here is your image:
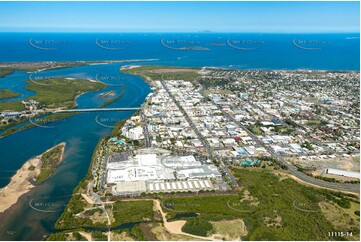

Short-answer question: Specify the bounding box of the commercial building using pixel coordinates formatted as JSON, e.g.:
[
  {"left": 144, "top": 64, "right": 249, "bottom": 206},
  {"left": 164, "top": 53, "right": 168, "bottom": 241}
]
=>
[
  {"left": 106, "top": 149, "right": 223, "bottom": 195},
  {"left": 112, "top": 181, "right": 147, "bottom": 196},
  {"left": 122, "top": 126, "right": 144, "bottom": 140},
  {"left": 326, "top": 168, "right": 360, "bottom": 179}
]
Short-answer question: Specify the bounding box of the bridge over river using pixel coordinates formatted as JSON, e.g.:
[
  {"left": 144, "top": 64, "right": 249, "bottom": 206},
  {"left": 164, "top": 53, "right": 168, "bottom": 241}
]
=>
[{"left": 52, "top": 107, "right": 140, "bottom": 113}]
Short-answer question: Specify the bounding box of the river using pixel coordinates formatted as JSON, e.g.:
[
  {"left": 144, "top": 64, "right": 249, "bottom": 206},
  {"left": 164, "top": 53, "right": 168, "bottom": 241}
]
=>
[{"left": 0, "top": 62, "right": 151, "bottom": 240}]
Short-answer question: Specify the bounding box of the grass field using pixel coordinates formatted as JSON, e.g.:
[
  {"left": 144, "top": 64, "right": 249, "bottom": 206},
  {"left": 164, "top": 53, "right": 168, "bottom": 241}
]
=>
[
  {"left": 0, "top": 89, "right": 20, "bottom": 100},
  {"left": 210, "top": 219, "right": 247, "bottom": 240},
  {"left": 161, "top": 169, "right": 360, "bottom": 240}
]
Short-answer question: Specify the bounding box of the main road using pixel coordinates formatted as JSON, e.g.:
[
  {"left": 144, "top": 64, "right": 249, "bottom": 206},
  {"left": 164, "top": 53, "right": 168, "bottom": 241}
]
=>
[
  {"left": 202, "top": 87, "right": 359, "bottom": 193},
  {"left": 160, "top": 80, "right": 214, "bottom": 160}
]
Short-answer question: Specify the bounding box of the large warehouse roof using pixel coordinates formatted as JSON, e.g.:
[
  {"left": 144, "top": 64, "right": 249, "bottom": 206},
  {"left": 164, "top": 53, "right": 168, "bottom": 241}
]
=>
[
  {"left": 112, "top": 181, "right": 147, "bottom": 195},
  {"left": 326, "top": 168, "right": 360, "bottom": 179}
]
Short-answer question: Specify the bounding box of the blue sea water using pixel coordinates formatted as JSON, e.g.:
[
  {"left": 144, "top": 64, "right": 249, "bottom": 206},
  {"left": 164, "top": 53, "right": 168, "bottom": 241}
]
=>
[
  {"left": 0, "top": 32, "right": 359, "bottom": 70},
  {"left": 0, "top": 33, "right": 359, "bottom": 240}
]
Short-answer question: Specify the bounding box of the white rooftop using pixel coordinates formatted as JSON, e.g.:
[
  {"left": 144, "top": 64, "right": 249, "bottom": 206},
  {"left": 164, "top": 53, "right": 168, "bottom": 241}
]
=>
[{"left": 326, "top": 168, "right": 360, "bottom": 179}]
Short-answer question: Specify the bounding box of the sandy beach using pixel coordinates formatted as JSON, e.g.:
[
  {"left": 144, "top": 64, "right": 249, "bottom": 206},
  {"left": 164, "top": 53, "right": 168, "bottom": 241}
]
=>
[
  {"left": 120, "top": 65, "right": 140, "bottom": 71},
  {"left": 0, "top": 142, "right": 66, "bottom": 214},
  {"left": 78, "top": 231, "right": 92, "bottom": 241}
]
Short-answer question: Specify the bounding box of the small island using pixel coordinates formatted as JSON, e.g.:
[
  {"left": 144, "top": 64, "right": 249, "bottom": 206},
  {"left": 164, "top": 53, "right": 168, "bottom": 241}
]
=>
[
  {"left": 35, "top": 143, "right": 66, "bottom": 184},
  {"left": 98, "top": 90, "right": 116, "bottom": 98},
  {"left": 0, "top": 142, "right": 66, "bottom": 214}
]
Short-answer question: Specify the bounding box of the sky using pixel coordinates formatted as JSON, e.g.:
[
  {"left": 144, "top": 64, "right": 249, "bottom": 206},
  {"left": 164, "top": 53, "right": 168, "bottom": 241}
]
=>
[{"left": 0, "top": 1, "right": 359, "bottom": 33}]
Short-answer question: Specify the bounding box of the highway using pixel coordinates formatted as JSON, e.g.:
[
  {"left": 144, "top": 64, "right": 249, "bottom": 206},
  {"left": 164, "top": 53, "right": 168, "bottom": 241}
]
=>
[{"left": 273, "top": 153, "right": 360, "bottom": 193}]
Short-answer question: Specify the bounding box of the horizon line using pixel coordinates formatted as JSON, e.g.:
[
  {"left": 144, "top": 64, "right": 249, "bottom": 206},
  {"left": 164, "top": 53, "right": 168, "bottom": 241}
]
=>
[{"left": 0, "top": 31, "right": 359, "bottom": 34}]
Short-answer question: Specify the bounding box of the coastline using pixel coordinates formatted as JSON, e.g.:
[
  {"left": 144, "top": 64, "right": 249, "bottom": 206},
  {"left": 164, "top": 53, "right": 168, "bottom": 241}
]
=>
[
  {"left": 0, "top": 142, "right": 66, "bottom": 214},
  {"left": 0, "top": 59, "right": 159, "bottom": 73},
  {"left": 47, "top": 65, "right": 360, "bottom": 240},
  {"left": 120, "top": 65, "right": 140, "bottom": 71}
]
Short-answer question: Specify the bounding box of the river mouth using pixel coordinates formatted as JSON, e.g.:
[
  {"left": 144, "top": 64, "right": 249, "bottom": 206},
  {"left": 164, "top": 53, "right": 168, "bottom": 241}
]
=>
[
  {"left": 0, "top": 32, "right": 359, "bottom": 241},
  {"left": 0, "top": 62, "right": 152, "bottom": 240}
]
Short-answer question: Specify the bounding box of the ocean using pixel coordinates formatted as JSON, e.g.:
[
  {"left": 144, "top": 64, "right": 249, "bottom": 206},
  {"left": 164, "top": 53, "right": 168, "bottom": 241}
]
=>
[
  {"left": 0, "top": 32, "right": 359, "bottom": 240},
  {"left": 0, "top": 33, "right": 359, "bottom": 70}
]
